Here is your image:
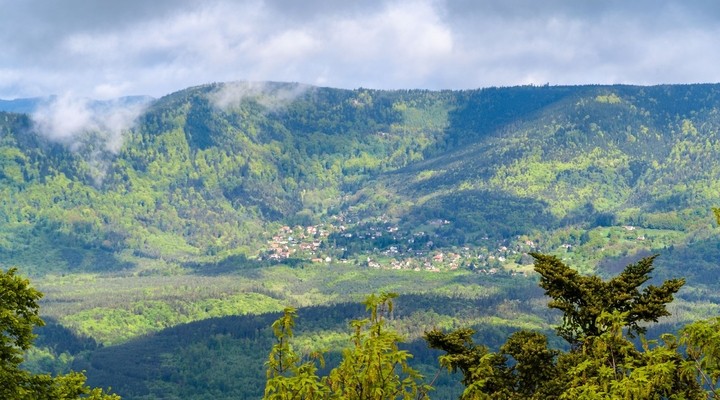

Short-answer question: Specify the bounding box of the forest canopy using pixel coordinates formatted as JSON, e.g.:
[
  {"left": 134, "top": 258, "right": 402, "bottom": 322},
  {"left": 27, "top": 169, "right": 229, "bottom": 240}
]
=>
[
  {"left": 264, "top": 254, "right": 720, "bottom": 399},
  {"left": 0, "top": 268, "right": 119, "bottom": 399}
]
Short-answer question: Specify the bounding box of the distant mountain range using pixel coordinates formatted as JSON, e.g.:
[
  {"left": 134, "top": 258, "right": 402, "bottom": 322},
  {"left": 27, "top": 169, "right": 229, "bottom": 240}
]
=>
[
  {"left": 0, "top": 82, "right": 719, "bottom": 283},
  {"left": 0, "top": 95, "right": 155, "bottom": 114}
]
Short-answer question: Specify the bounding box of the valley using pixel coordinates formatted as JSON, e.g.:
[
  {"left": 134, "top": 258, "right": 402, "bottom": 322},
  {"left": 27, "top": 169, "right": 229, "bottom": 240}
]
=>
[{"left": 1, "top": 82, "right": 720, "bottom": 398}]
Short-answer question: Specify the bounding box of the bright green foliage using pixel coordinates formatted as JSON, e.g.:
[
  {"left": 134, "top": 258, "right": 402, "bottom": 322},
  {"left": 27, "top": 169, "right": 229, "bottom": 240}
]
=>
[
  {"left": 325, "top": 293, "right": 429, "bottom": 399},
  {"left": 680, "top": 317, "right": 720, "bottom": 397},
  {"left": 264, "top": 293, "right": 431, "bottom": 399},
  {"left": 426, "top": 254, "right": 698, "bottom": 399},
  {"left": 7, "top": 371, "right": 121, "bottom": 400},
  {"left": 0, "top": 86, "right": 453, "bottom": 274},
  {"left": 713, "top": 208, "right": 720, "bottom": 225},
  {"left": 0, "top": 268, "right": 43, "bottom": 367},
  {"left": 61, "top": 292, "right": 285, "bottom": 345},
  {"left": 4, "top": 84, "right": 720, "bottom": 278},
  {"left": 264, "top": 306, "right": 328, "bottom": 399},
  {"left": 532, "top": 253, "right": 684, "bottom": 345},
  {"left": 561, "top": 312, "right": 704, "bottom": 399},
  {"left": 0, "top": 267, "right": 44, "bottom": 398},
  {"left": 60, "top": 270, "right": 530, "bottom": 399},
  {"left": 0, "top": 268, "right": 119, "bottom": 399}
]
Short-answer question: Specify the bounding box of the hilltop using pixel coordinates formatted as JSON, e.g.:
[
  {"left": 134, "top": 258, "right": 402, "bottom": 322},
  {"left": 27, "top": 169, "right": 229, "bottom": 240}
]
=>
[
  {"left": 4, "top": 81, "right": 720, "bottom": 399},
  {"left": 0, "top": 82, "right": 718, "bottom": 281}
]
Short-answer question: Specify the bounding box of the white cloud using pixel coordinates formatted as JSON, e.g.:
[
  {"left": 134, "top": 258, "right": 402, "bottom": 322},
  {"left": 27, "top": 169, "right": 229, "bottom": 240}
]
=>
[
  {"left": 209, "top": 81, "right": 311, "bottom": 111},
  {"left": 30, "top": 94, "right": 150, "bottom": 183},
  {"left": 32, "top": 94, "right": 96, "bottom": 145},
  {"left": 1, "top": 0, "right": 720, "bottom": 98},
  {"left": 321, "top": 0, "right": 454, "bottom": 87}
]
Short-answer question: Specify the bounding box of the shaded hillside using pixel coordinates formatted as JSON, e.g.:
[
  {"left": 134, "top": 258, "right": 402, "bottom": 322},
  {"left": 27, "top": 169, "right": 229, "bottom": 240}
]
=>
[
  {"left": 345, "top": 85, "right": 720, "bottom": 244},
  {"left": 0, "top": 82, "right": 720, "bottom": 276},
  {"left": 72, "top": 291, "right": 547, "bottom": 400}
]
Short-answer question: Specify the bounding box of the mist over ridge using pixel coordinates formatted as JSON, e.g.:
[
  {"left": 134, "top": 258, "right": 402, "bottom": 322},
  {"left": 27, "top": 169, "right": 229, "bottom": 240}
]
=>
[{"left": 0, "top": 81, "right": 719, "bottom": 283}]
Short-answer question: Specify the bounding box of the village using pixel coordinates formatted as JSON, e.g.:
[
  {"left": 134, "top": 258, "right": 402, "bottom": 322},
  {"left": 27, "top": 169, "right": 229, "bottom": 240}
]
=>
[{"left": 257, "top": 215, "right": 544, "bottom": 277}]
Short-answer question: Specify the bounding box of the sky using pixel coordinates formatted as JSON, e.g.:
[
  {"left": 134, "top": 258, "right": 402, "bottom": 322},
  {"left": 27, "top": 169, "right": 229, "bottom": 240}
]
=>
[{"left": 1, "top": 0, "right": 720, "bottom": 99}]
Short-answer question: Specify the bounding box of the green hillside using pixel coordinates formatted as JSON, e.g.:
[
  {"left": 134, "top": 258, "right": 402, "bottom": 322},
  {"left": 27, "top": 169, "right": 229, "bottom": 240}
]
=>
[
  {"left": 3, "top": 82, "right": 720, "bottom": 398},
  {"left": 2, "top": 83, "right": 719, "bottom": 277},
  {"left": 0, "top": 83, "right": 453, "bottom": 275},
  {"left": 339, "top": 85, "right": 720, "bottom": 277},
  {"left": 357, "top": 85, "right": 720, "bottom": 226}
]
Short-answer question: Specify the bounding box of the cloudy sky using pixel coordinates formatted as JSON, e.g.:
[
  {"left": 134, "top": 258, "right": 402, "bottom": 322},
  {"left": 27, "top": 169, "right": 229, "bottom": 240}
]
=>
[{"left": 1, "top": 0, "right": 719, "bottom": 99}]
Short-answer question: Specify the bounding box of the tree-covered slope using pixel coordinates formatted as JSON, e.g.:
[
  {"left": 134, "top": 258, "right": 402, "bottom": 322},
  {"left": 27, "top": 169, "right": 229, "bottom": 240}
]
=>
[
  {"left": 73, "top": 290, "right": 544, "bottom": 400},
  {"left": 0, "top": 83, "right": 453, "bottom": 275},
  {"left": 341, "top": 85, "right": 720, "bottom": 277},
  {"left": 5, "top": 82, "right": 720, "bottom": 399},
  {"left": 358, "top": 85, "right": 720, "bottom": 229},
  {"left": 1, "top": 82, "right": 720, "bottom": 277}
]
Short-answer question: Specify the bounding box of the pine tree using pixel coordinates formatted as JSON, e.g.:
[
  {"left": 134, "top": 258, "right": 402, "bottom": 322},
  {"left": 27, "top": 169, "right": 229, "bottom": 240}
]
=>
[
  {"left": 532, "top": 253, "right": 684, "bottom": 346},
  {"left": 426, "top": 254, "right": 697, "bottom": 399}
]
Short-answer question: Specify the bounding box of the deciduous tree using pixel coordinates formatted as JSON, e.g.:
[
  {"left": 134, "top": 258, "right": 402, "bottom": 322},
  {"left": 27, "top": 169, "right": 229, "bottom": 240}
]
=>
[
  {"left": 0, "top": 268, "right": 119, "bottom": 399},
  {"left": 264, "top": 292, "right": 430, "bottom": 400}
]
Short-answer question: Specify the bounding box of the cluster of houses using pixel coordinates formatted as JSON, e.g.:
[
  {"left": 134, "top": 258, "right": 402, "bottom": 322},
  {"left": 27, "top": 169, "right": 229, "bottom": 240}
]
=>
[
  {"left": 258, "top": 219, "right": 544, "bottom": 277},
  {"left": 257, "top": 217, "right": 661, "bottom": 280},
  {"left": 261, "top": 224, "right": 332, "bottom": 263}
]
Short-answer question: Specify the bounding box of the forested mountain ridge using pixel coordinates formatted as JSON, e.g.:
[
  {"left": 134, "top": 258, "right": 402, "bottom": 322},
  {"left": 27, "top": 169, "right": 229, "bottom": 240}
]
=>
[
  {"left": 363, "top": 84, "right": 720, "bottom": 223},
  {"left": 4, "top": 82, "right": 720, "bottom": 399},
  {"left": 1, "top": 82, "right": 720, "bottom": 279}
]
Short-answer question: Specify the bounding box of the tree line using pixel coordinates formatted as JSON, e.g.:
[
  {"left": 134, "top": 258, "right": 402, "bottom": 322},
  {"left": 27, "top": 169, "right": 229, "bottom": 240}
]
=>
[
  {"left": 4, "top": 249, "right": 720, "bottom": 398},
  {"left": 262, "top": 253, "right": 720, "bottom": 399}
]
